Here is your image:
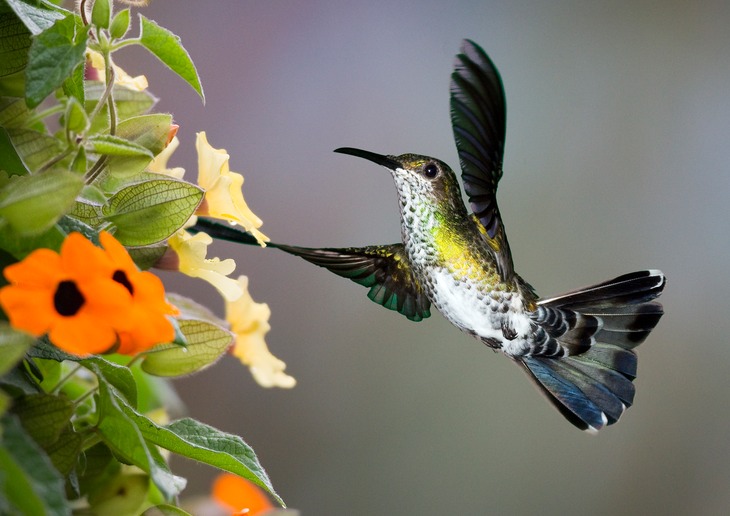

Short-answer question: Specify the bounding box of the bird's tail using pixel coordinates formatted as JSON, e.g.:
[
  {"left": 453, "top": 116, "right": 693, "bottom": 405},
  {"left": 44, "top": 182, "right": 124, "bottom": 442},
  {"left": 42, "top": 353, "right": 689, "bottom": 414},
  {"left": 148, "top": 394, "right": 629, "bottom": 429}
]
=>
[{"left": 520, "top": 270, "right": 666, "bottom": 432}]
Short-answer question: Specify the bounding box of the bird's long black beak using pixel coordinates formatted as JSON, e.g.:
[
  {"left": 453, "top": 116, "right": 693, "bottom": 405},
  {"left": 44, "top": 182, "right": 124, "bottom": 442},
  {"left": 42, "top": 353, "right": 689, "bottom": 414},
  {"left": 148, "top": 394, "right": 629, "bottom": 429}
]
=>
[{"left": 334, "top": 147, "right": 401, "bottom": 170}]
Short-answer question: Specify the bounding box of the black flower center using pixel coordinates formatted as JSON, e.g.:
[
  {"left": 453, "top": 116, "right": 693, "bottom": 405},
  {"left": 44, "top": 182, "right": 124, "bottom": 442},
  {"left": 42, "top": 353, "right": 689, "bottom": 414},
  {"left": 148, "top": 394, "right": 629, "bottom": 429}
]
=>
[
  {"left": 54, "top": 280, "right": 85, "bottom": 316},
  {"left": 112, "top": 270, "right": 134, "bottom": 295}
]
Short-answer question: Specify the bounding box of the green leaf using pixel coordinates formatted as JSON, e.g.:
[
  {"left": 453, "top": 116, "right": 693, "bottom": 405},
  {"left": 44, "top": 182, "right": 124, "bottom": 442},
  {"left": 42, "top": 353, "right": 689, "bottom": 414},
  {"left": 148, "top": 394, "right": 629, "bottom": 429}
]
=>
[
  {"left": 0, "top": 391, "right": 9, "bottom": 418},
  {"left": 0, "top": 96, "right": 33, "bottom": 128},
  {"left": 2, "top": 127, "right": 64, "bottom": 172},
  {"left": 56, "top": 213, "right": 97, "bottom": 240},
  {"left": 91, "top": 0, "right": 111, "bottom": 29},
  {"left": 27, "top": 337, "right": 79, "bottom": 363},
  {"left": 0, "top": 363, "right": 42, "bottom": 395},
  {"left": 143, "top": 504, "right": 193, "bottom": 516},
  {"left": 70, "top": 198, "right": 104, "bottom": 227},
  {"left": 0, "top": 170, "right": 83, "bottom": 236},
  {"left": 93, "top": 114, "right": 171, "bottom": 191},
  {"left": 45, "top": 426, "right": 82, "bottom": 475},
  {"left": 0, "top": 10, "right": 32, "bottom": 77},
  {"left": 64, "top": 95, "right": 87, "bottom": 133},
  {"left": 25, "top": 13, "right": 87, "bottom": 108},
  {"left": 87, "top": 134, "right": 154, "bottom": 157},
  {"left": 96, "top": 381, "right": 186, "bottom": 500},
  {"left": 85, "top": 82, "right": 158, "bottom": 126},
  {"left": 127, "top": 242, "right": 167, "bottom": 270},
  {"left": 0, "top": 323, "right": 34, "bottom": 376},
  {"left": 0, "top": 222, "right": 65, "bottom": 258},
  {"left": 109, "top": 8, "right": 130, "bottom": 40},
  {"left": 3, "top": 0, "right": 66, "bottom": 36},
  {"left": 70, "top": 145, "right": 87, "bottom": 173},
  {"left": 11, "top": 392, "right": 74, "bottom": 448},
  {"left": 62, "top": 59, "right": 85, "bottom": 105},
  {"left": 138, "top": 416, "right": 283, "bottom": 506},
  {"left": 32, "top": 357, "right": 62, "bottom": 393},
  {"left": 0, "top": 70, "right": 26, "bottom": 97},
  {"left": 0, "top": 415, "right": 70, "bottom": 515},
  {"left": 116, "top": 114, "right": 171, "bottom": 155},
  {"left": 84, "top": 357, "right": 137, "bottom": 408},
  {"left": 102, "top": 178, "right": 203, "bottom": 245},
  {"left": 75, "top": 443, "right": 119, "bottom": 497},
  {"left": 88, "top": 473, "right": 149, "bottom": 515},
  {"left": 141, "top": 319, "right": 233, "bottom": 377},
  {"left": 0, "top": 127, "right": 30, "bottom": 175},
  {"left": 138, "top": 15, "right": 204, "bottom": 102},
  {"left": 166, "top": 293, "right": 227, "bottom": 325},
  {"left": 0, "top": 95, "right": 64, "bottom": 170}
]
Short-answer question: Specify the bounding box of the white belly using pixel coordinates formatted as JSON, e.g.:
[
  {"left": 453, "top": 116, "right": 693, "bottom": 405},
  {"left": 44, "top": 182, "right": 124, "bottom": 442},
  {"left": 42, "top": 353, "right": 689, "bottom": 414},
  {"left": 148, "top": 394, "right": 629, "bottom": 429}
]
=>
[{"left": 428, "top": 269, "right": 534, "bottom": 356}]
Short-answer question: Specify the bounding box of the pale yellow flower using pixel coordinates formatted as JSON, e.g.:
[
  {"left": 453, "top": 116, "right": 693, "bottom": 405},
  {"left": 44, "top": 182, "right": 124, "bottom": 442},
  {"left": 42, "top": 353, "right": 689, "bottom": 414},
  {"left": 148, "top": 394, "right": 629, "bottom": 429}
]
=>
[
  {"left": 166, "top": 230, "right": 242, "bottom": 301},
  {"left": 87, "top": 50, "right": 148, "bottom": 91},
  {"left": 226, "top": 276, "right": 295, "bottom": 388},
  {"left": 148, "top": 136, "right": 186, "bottom": 180},
  {"left": 195, "top": 132, "right": 269, "bottom": 246}
]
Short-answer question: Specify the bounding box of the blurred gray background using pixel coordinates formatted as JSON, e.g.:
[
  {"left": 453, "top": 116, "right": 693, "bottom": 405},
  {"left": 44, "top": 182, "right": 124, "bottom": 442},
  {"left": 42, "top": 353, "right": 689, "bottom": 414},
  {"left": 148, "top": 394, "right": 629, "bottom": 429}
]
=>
[{"left": 116, "top": 1, "right": 729, "bottom": 514}]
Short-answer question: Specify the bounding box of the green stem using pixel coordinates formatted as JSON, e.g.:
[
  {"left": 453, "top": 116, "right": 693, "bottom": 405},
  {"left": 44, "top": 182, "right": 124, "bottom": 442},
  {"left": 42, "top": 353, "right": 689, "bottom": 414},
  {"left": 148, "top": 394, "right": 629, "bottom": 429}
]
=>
[
  {"left": 35, "top": 146, "right": 73, "bottom": 174},
  {"left": 111, "top": 37, "right": 141, "bottom": 51},
  {"left": 79, "top": 0, "right": 89, "bottom": 26},
  {"left": 105, "top": 57, "right": 118, "bottom": 135},
  {"left": 85, "top": 154, "right": 109, "bottom": 184},
  {"left": 85, "top": 58, "right": 116, "bottom": 133},
  {"left": 74, "top": 386, "right": 98, "bottom": 407},
  {"left": 25, "top": 104, "right": 64, "bottom": 126},
  {"left": 126, "top": 354, "right": 145, "bottom": 369},
  {"left": 49, "top": 363, "right": 84, "bottom": 394}
]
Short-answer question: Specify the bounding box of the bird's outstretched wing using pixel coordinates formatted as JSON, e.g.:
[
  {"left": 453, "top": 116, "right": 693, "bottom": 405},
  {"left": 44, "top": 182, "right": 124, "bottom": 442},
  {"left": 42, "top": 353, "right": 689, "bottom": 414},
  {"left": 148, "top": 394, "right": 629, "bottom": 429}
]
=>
[
  {"left": 273, "top": 243, "right": 431, "bottom": 322},
  {"left": 190, "top": 217, "right": 431, "bottom": 322},
  {"left": 450, "top": 39, "right": 514, "bottom": 281}
]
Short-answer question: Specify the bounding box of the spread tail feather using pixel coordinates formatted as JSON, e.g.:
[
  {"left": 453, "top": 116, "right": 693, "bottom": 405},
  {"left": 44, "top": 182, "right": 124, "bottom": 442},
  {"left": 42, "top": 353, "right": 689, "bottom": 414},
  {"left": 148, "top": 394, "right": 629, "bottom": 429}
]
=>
[{"left": 523, "top": 270, "right": 665, "bottom": 431}]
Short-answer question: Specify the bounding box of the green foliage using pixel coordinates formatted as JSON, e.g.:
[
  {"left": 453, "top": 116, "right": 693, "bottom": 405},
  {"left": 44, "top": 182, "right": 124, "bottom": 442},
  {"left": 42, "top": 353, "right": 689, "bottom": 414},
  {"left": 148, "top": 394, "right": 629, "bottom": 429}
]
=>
[
  {"left": 141, "top": 319, "right": 233, "bottom": 377},
  {"left": 0, "top": 170, "right": 84, "bottom": 235},
  {"left": 25, "top": 14, "right": 88, "bottom": 108},
  {"left": 138, "top": 16, "right": 204, "bottom": 102},
  {"left": 0, "top": 1, "right": 285, "bottom": 513}
]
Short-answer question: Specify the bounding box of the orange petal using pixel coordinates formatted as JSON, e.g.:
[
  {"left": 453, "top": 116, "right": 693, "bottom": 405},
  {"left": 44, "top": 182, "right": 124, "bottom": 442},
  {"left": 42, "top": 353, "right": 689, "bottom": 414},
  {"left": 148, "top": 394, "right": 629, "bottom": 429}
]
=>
[
  {"left": 61, "top": 233, "right": 115, "bottom": 280},
  {"left": 100, "top": 231, "right": 138, "bottom": 271},
  {"left": 3, "top": 249, "right": 63, "bottom": 288},
  {"left": 77, "top": 278, "right": 133, "bottom": 326},
  {"left": 212, "top": 473, "right": 273, "bottom": 515},
  {"left": 0, "top": 285, "right": 56, "bottom": 335},
  {"left": 116, "top": 314, "right": 174, "bottom": 355},
  {"left": 48, "top": 312, "right": 119, "bottom": 356}
]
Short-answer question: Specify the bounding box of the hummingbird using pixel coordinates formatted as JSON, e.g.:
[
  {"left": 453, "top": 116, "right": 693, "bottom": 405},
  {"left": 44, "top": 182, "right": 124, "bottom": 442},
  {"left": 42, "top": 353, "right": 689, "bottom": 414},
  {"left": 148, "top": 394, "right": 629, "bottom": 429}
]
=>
[{"left": 193, "top": 40, "right": 665, "bottom": 432}]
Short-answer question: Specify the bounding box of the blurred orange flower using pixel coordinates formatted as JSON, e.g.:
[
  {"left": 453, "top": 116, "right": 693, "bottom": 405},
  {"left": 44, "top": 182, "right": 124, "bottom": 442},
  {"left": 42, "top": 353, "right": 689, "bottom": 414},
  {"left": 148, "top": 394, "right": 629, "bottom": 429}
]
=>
[
  {"left": 0, "top": 232, "right": 177, "bottom": 356},
  {"left": 99, "top": 232, "right": 179, "bottom": 354},
  {"left": 212, "top": 473, "right": 274, "bottom": 516},
  {"left": 0, "top": 233, "right": 130, "bottom": 355}
]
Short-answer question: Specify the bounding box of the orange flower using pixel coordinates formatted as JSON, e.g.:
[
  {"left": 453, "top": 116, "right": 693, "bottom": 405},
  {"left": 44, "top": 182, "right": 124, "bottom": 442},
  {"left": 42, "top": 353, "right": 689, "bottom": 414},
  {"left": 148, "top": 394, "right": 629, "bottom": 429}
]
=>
[
  {"left": 0, "top": 233, "right": 131, "bottom": 355},
  {"left": 98, "top": 232, "right": 179, "bottom": 354},
  {"left": 0, "top": 232, "right": 178, "bottom": 356},
  {"left": 212, "top": 473, "right": 274, "bottom": 516}
]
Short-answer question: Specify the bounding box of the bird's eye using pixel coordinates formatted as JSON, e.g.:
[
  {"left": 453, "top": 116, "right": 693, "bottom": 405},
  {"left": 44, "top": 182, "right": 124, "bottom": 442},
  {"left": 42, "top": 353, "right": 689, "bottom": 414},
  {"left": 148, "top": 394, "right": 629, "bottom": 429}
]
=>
[{"left": 423, "top": 163, "right": 439, "bottom": 179}]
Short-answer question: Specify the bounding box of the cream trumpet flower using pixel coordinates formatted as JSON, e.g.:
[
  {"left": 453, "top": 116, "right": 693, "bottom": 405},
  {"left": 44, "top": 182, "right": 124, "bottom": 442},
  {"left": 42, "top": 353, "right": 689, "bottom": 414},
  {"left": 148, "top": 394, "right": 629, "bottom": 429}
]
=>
[
  {"left": 195, "top": 132, "right": 269, "bottom": 246},
  {"left": 165, "top": 230, "right": 242, "bottom": 302},
  {"left": 147, "top": 136, "right": 186, "bottom": 180},
  {"left": 226, "top": 276, "right": 295, "bottom": 388}
]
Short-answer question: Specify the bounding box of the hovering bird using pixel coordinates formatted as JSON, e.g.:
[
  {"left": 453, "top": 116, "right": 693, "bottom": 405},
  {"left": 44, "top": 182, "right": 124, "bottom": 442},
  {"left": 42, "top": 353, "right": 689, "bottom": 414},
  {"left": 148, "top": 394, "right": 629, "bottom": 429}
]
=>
[{"left": 193, "top": 40, "right": 665, "bottom": 432}]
